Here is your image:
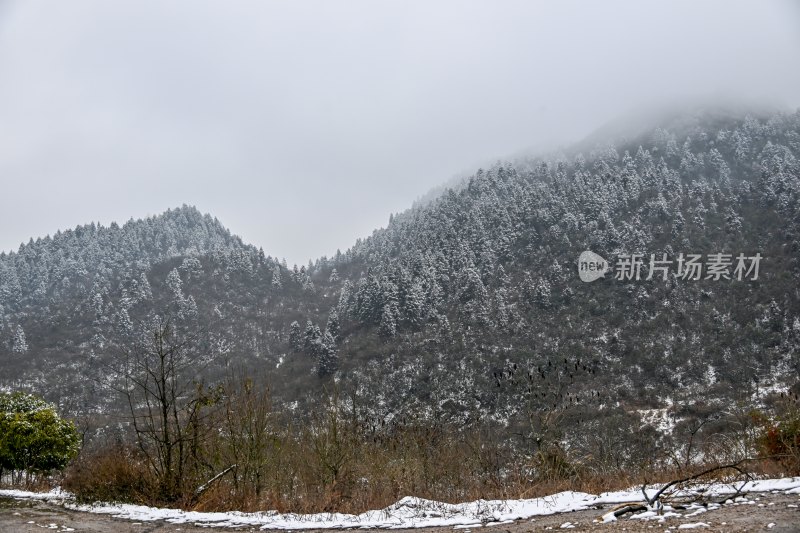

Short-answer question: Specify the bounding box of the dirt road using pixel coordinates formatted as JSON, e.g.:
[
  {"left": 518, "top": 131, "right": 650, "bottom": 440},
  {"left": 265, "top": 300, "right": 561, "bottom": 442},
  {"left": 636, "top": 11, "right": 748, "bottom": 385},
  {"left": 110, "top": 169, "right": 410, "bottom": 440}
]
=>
[{"left": 1, "top": 492, "right": 798, "bottom": 533}]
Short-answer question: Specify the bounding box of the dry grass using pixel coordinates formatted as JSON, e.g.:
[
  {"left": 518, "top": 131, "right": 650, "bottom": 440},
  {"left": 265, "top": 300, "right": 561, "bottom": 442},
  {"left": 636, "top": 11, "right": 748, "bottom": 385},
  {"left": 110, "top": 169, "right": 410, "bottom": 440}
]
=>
[
  {"left": 61, "top": 381, "right": 792, "bottom": 514},
  {"left": 62, "top": 443, "right": 157, "bottom": 505},
  {"left": 61, "top": 422, "right": 683, "bottom": 515}
]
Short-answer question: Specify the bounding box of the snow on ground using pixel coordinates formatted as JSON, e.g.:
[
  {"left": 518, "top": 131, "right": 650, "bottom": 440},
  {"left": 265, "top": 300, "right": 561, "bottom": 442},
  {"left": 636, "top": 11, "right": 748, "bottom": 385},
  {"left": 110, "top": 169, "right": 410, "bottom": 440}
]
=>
[
  {"left": 636, "top": 407, "right": 676, "bottom": 434},
  {"left": 1, "top": 478, "right": 799, "bottom": 529}
]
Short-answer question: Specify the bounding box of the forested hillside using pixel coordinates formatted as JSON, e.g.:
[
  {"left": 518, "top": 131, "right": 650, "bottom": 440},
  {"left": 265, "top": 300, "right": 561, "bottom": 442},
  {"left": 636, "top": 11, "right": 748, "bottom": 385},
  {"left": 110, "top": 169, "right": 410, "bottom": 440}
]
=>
[{"left": 1, "top": 109, "right": 798, "bottom": 440}]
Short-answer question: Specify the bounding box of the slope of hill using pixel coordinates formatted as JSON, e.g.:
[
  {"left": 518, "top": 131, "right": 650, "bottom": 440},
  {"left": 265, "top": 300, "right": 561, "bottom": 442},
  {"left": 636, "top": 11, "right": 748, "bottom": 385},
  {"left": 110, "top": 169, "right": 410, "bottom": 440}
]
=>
[{"left": 1, "top": 110, "right": 798, "bottom": 443}]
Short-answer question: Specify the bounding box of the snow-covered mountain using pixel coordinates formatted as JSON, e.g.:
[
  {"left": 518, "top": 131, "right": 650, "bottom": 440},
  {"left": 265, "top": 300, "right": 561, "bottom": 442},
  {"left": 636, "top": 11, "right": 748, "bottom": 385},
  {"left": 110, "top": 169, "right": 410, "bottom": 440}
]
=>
[{"left": 1, "top": 110, "right": 798, "bottom": 439}]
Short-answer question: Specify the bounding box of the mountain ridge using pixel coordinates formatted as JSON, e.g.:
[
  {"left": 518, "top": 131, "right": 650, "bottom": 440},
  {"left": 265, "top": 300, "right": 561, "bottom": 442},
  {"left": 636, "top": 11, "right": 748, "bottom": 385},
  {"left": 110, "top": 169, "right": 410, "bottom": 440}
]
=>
[{"left": 0, "top": 109, "right": 798, "bottom": 448}]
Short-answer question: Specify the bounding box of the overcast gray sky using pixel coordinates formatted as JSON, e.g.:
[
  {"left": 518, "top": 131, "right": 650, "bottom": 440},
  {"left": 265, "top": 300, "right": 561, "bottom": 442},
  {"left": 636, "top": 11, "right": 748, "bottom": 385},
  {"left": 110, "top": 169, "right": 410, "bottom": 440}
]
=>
[{"left": 1, "top": 1, "right": 798, "bottom": 264}]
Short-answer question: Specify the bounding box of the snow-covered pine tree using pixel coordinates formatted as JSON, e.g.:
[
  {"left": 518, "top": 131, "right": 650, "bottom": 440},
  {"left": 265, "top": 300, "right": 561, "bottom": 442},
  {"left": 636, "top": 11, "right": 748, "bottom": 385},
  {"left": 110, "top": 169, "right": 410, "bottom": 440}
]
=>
[{"left": 12, "top": 324, "right": 28, "bottom": 353}]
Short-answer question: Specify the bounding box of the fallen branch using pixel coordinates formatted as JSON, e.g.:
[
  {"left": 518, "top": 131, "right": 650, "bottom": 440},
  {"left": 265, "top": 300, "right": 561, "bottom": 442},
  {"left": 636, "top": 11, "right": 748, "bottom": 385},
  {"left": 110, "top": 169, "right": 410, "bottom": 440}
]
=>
[
  {"left": 641, "top": 460, "right": 753, "bottom": 508},
  {"left": 194, "top": 464, "right": 237, "bottom": 497},
  {"left": 609, "top": 503, "right": 649, "bottom": 517}
]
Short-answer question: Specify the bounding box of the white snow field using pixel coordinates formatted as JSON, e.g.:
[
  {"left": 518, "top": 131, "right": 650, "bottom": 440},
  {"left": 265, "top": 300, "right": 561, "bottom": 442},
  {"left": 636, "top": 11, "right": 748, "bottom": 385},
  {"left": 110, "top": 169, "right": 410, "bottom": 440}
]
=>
[{"left": 1, "top": 477, "right": 799, "bottom": 529}]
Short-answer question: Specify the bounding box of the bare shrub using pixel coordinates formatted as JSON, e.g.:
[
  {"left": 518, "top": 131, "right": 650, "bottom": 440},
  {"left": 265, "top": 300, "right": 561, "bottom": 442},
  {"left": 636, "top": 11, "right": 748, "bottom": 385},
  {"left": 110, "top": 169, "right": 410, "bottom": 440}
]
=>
[{"left": 63, "top": 443, "right": 155, "bottom": 504}]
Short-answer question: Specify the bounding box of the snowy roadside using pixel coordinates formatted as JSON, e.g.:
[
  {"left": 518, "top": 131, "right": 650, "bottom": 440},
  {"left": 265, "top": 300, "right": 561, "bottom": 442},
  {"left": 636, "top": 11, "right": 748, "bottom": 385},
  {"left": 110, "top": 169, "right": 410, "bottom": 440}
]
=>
[{"left": 1, "top": 478, "right": 799, "bottom": 530}]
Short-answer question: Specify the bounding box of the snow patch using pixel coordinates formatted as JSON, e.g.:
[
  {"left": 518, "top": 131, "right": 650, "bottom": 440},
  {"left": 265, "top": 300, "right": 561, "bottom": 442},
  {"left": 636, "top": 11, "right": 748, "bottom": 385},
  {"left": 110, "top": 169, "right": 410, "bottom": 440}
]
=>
[
  {"left": 636, "top": 407, "right": 676, "bottom": 434},
  {"left": 1, "top": 477, "right": 799, "bottom": 530}
]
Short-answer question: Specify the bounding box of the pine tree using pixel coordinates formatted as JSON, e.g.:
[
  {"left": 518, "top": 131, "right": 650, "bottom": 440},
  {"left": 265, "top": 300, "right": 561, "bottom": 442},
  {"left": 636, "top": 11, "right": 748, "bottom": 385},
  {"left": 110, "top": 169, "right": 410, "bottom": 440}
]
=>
[
  {"left": 379, "top": 303, "right": 398, "bottom": 339},
  {"left": 732, "top": 129, "right": 751, "bottom": 163},
  {"left": 403, "top": 280, "right": 427, "bottom": 328},
  {"left": 318, "top": 330, "right": 338, "bottom": 376},
  {"left": 521, "top": 272, "right": 537, "bottom": 310},
  {"left": 12, "top": 325, "right": 28, "bottom": 353},
  {"left": 494, "top": 287, "right": 510, "bottom": 329},
  {"left": 337, "top": 280, "right": 353, "bottom": 318},
  {"left": 179, "top": 257, "right": 203, "bottom": 280},
  {"left": 137, "top": 273, "right": 153, "bottom": 301},
  {"left": 115, "top": 308, "right": 134, "bottom": 336},
  {"left": 289, "top": 320, "right": 303, "bottom": 352},
  {"left": 166, "top": 268, "right": 183, "bottom": 298},
  {"left": 707, "top": 148, "right": 731, "bottom": 189},
  {"left": 91, "top": 289, "right": 105, "bottom": 322},
  {"left": 178, "top": 294, "right": 198, "bottom": 319},
  {"left": 325, "top": 310, "right": 340, "bottom": 341},
  {"left": 304, "top": 320, "right": 322, "bottom": 356},
  {"left": 271, "top": 264, "right": 282, "bottom": 289},
  {"left": 533, "top": 278, "right": 552, "bottom": 309}
]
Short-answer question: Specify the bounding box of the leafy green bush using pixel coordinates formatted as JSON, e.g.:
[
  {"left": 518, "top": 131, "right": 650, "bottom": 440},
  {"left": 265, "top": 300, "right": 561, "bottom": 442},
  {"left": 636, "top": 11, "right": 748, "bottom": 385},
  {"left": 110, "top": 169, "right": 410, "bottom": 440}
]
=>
[{"left": 0, "top": 391, "right": 81, "bottom": 484}]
